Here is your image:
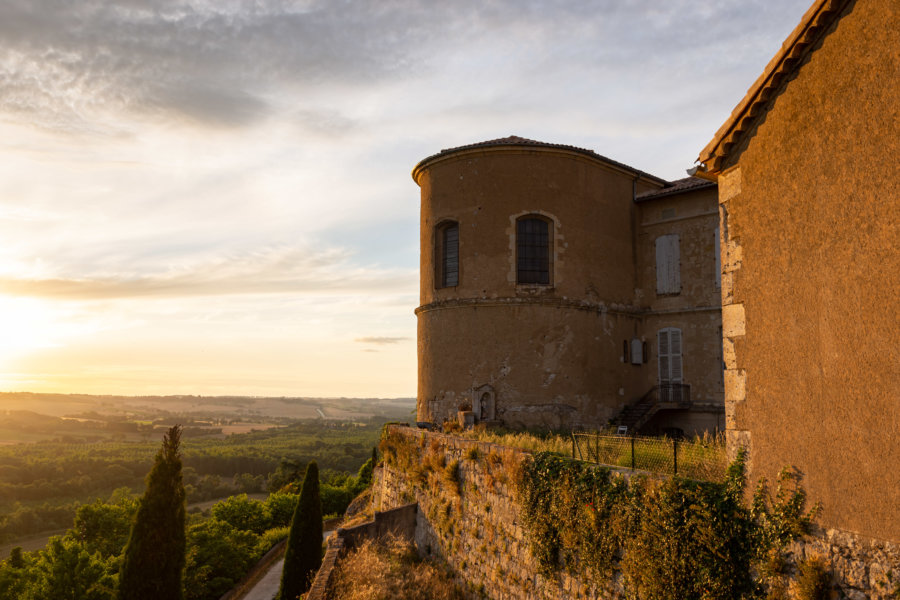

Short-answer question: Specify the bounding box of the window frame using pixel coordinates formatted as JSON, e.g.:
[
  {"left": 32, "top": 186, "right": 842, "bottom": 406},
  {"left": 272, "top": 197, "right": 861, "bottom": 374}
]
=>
[
  {"left": 515, "top": 215, "right": 552, "bottom": 286},
  {"left": 435, "top": 220, "right": 459, "bottom": 288},
  {"left": 655, "top": 233, "right": 681, "bottom": 295}
]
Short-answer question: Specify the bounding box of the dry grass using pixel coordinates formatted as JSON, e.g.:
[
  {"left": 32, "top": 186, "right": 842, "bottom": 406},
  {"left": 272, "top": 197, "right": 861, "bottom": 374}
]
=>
[
  {"left": 331, "top": 536, "right": 464, "bottom": 600},
  {"left": 458, "top": 425, "right": 571, "bottom": 455}
]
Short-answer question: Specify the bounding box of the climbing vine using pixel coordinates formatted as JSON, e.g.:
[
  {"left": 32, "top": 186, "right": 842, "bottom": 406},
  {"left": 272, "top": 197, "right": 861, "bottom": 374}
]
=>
[{"left": 517, "top": 451, "right": 818, "bottom": 599}]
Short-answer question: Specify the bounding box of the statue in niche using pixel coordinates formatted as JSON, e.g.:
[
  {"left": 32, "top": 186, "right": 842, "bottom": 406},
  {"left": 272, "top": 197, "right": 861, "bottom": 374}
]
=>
[{"left": 473, "top": 384, "right": 495, "bottom": 422}]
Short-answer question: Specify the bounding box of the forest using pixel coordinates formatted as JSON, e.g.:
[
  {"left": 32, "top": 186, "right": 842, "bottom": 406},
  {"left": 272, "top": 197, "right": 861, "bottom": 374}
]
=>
[
  {"left": 0, "top": 418, "right": 390, "bottom": 544},
  {"left": 0, "top": 434, "right": 379, "bottom": 600}
]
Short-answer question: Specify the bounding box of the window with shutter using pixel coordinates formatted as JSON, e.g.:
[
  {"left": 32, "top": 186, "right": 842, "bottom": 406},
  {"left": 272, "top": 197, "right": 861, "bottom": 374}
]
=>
[
  {"left": 655, "top": 234, "right": 681, "bottom": 294},
  {"left": 435, "top": 221, "right": 459, "bottom": 288},
  {"left": 630, "top": 337, "right": 643, "bottom": 364},
  {"left": 657, "top": 327, "right": 683, "bottom": 385}
]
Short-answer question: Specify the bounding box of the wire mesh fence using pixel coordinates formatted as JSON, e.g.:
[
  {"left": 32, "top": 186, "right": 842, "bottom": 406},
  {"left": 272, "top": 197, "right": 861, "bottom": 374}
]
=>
[{"left": 571, "top": 432, "right": 727, "bottom": 482}]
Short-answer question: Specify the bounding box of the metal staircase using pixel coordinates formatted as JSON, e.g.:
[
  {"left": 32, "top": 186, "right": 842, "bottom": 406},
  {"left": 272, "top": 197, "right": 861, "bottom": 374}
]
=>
[{"left": 612, "top": 384, "right": 691, "bottom": 433}]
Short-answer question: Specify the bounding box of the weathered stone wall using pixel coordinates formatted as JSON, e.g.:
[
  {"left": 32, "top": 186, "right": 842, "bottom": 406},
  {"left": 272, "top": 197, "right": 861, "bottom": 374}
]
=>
[
  {"left": 379, "top": 426, "right": 622, "bottom": 599},
  {"left": 379, "top": 426, "right": 900, "bottom": 600},
  {"left": 306, "top": 503, "right": 419, "bottom": 600}
]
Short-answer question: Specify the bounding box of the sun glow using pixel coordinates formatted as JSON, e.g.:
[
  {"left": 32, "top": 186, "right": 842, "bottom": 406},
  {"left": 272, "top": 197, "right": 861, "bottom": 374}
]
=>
[{"left": 0, "top": 295, "right": 72, "bottom": 363}]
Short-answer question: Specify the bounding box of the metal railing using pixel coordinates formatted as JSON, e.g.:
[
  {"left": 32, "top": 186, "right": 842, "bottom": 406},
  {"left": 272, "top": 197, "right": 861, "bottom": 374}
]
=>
[{"left": 571, "top": 431, "right": 727, "bottom": 482}]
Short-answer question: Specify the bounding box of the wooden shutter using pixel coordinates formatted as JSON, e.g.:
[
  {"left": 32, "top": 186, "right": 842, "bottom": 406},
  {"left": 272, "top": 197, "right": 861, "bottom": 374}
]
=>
[
  {"left": 658, "top": 328, "right": 683, "bottom": 384},
  {"left": 655, "top": 234, "right": 680, "bottom": 294},
  {"left": 630, "top": 337, "right": 643, "bottom": 364}
]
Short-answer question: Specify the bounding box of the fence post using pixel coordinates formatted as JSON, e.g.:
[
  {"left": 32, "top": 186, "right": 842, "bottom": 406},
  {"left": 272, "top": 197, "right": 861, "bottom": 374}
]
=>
[
  {"left": 572, "top": 432, "right": 575, "bottom": 459},
  {"left": 673, "top": 437, "right": 678, "bottom": 476},
  {"left": 631, "top": 435, "right": 636, "bottom": 471}
]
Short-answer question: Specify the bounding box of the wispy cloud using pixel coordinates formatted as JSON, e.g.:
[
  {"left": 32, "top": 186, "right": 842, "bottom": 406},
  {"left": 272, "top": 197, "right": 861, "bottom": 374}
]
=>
[
  {"left": 355, "top": 337, "right": 410, "bottom": 345},
  {"left": 0, "top": 245, "right": 417, "bottom": 300}
]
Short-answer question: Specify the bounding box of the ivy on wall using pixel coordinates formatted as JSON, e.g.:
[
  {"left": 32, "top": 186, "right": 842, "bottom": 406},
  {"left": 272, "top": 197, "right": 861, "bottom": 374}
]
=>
[
  {"left": 379, "top": 427, "right": 820, "bottom": 600},
  {"left": 518, "top": 451, "right": 819, "bottom": 599}
]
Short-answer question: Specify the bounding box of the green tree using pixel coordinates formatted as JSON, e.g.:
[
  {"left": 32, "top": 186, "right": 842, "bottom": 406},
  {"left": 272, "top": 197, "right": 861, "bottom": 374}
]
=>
[
  {"left": 264, "top": 491, "right": 298, "bottom": 528},
  {"left": 210, "top": 494, "right": 269, "bottom": 534},
  {"left": 117, "top": 425, "right": 186, "bottom": 600},
  {"left": 183, "top": 519, "right": 259, "bottom": 600},
  {"left": 68, "top": 498, "right": 137, "bottom": 557},
  {"left": 277, "top": 461, "right": 322, "bottom": 600},
  {"left": 26, "top": 537, "right": 116, "bottom": 600}
]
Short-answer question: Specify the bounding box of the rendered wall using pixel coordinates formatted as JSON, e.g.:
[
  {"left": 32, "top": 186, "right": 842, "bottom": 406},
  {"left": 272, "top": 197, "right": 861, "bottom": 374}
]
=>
[
  {"left": 414, "top": 144, "right": 724, "bottom": 431},
  {"left": 720, "top": 0, "right": 899, "bottom": 541}
]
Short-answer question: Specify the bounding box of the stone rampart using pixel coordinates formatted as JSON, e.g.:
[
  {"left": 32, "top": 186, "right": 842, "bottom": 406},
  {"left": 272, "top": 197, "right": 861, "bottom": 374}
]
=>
[
  {"left": 378, "top": 425, "right": 900, "bottom": 600},
  {"left": 379, "top": 425, "right": 621, "bottom": 599}
]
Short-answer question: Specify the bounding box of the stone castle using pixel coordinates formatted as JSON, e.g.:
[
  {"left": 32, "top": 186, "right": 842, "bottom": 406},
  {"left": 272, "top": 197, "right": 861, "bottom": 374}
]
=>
[
  {"left": 412, "top": 138, "right": 724, "bottom": 436},
  {"left": 411, "top": 0, "right": 898, "bottom": 557}
]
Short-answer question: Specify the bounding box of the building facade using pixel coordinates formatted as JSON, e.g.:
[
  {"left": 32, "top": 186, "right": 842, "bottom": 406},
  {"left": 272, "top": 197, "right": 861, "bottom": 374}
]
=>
[
  {"left": 698, "top": 0, "right": 898, "bottom": 542},
  {"left": 413, "top": 137, "right": 724, "bottom": 433}
]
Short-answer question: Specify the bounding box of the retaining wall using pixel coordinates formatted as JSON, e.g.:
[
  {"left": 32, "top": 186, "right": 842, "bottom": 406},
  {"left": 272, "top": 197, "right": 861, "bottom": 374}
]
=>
[{"left": 378, "top": 425, "right": 900, "bottom": 600}]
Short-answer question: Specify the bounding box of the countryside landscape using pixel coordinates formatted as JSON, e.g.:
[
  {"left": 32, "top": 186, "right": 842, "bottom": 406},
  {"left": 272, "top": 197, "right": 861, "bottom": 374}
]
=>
[
  {"left": 0, "top": 0, "right": 896, "bottom": 598},
  {"left": 0, "top": 392, "right": 413, "bottom": 599}
]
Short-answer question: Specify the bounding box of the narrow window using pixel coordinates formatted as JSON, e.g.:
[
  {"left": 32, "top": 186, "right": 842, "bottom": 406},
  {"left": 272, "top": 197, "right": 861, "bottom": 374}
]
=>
[
  {"left": 517, "top": 216, "right": 550, "bottom": 285},
  {"left": 655, "top": 234, "right": 681, "bottom": 294},
  {"left": 435, "top": 221, "right": 459, "bottom": 288}
]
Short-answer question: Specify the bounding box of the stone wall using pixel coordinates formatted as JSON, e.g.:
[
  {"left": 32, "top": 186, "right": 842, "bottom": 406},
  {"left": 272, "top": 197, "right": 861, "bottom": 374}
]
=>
[
  {"left": 378, "top": 426, "right": 900, "bottom": 600},
  {"left": 379, "top": 426, "right": 622, "bottom": 600},
  {"left": 306, "top": 503, "right": 418, "bottom": 600}
]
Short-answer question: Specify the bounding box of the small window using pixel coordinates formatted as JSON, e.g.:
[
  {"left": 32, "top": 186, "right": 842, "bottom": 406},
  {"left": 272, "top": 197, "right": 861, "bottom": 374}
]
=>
[
  {"left": 655, "top": 234, "right": 681, "bottom": 295},
  {"left": 517, "top": 216, "right": 551, "bottom": 285},
  {"left": 435, "top": 221, "right": 459, "bottom": 288}
]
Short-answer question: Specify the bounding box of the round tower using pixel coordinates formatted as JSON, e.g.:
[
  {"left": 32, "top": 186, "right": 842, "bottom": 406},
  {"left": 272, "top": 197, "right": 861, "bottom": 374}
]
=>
[{"left": 412, "top": 136, "right": 667, "bottom": 429}]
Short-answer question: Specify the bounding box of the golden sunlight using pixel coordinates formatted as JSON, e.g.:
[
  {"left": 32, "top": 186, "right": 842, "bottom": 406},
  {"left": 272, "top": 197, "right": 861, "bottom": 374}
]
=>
[{"left": 0, "top": 295, "right": 68, "bottom": 363}]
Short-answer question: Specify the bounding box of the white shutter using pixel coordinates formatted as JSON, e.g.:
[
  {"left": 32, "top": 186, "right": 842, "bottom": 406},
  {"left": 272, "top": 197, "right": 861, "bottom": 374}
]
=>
[
  {"left": 630, "top": 337, "right": 643, "bottom": 364},
  {"left": 658, "top": 330, "right": 669, "bottom": 383},
  {"left": 655, "top": 234, "right": 681, "bottom": 294},
  {"left": 657, "top": 328, "right": 683, "bottom": 384},
  {"left": 670, "top": 329, "right": 683, "bottom": 383}
]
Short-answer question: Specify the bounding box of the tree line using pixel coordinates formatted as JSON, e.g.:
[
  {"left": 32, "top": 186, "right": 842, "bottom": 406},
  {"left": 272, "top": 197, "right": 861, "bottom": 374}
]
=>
[
  {"left": 0, "top": 419, "right": 382, "bottom": 543},
  {"left": 0, "top": 425, "right": 375, "bottom": 600}
]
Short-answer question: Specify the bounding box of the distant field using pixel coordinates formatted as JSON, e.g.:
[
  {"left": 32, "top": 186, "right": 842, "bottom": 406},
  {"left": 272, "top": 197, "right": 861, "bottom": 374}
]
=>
[{"left": 0, "top": 392, "right": 415, "bottom": 445}]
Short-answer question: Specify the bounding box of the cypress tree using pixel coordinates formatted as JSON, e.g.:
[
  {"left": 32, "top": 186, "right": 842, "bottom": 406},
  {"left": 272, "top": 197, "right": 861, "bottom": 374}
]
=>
[
  {"left": 117, "top": 425, "right": 186, "bottom": 600},
  {"left": 277, "top": 461, "right": 322, "bottom": 600}
]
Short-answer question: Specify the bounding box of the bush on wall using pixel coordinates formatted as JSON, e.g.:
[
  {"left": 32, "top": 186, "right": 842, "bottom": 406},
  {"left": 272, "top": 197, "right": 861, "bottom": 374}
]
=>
[{"left": 518, "top": 451, "right": 818, "bottom": 599}]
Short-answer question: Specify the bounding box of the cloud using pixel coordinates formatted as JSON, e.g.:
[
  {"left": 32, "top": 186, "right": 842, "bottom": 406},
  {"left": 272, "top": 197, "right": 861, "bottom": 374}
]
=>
[
  {"left": 354, "top": 337, "right": 410, "bottom": 345},
  {"left": 0, "top": 0, "right": 811, "bottom": 134},
  {"left": 0, "top": 245, "right": 417, "bottom": 300}
]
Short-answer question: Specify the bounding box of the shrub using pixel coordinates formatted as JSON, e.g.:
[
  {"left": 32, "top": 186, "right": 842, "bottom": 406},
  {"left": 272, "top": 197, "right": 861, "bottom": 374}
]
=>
[
  {"left": 331, "top": 535, "right": 463, "bottom": 600},
  {"left": 796, "top": 556, "right": 830, "bottom": 600}
]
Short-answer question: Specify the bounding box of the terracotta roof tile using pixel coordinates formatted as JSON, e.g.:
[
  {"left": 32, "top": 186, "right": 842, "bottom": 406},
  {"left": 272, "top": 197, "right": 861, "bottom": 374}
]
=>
[
  {"left": 698, "top": 0, "right": 853, "bottom": 173},
  {"left": 635, "top": 176, "right": 717, "bottom": 201},
  {"left": 412, "top": 135, "right": 668, "bottom": 185}
]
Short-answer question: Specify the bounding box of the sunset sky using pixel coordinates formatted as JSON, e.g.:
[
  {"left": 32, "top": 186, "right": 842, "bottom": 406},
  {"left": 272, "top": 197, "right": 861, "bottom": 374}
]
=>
[{"left": 0, "top": 0, "right": 812, "bottom": 398}]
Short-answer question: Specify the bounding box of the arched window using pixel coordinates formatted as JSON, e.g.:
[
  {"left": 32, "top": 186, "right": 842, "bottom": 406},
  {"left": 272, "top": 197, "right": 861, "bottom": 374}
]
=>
[
  {"left": 516, "top": 216, "right": 551, "bottom": 284},
  {"left": 435, "top": 221, "right": 459, "bottom": 288}
]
